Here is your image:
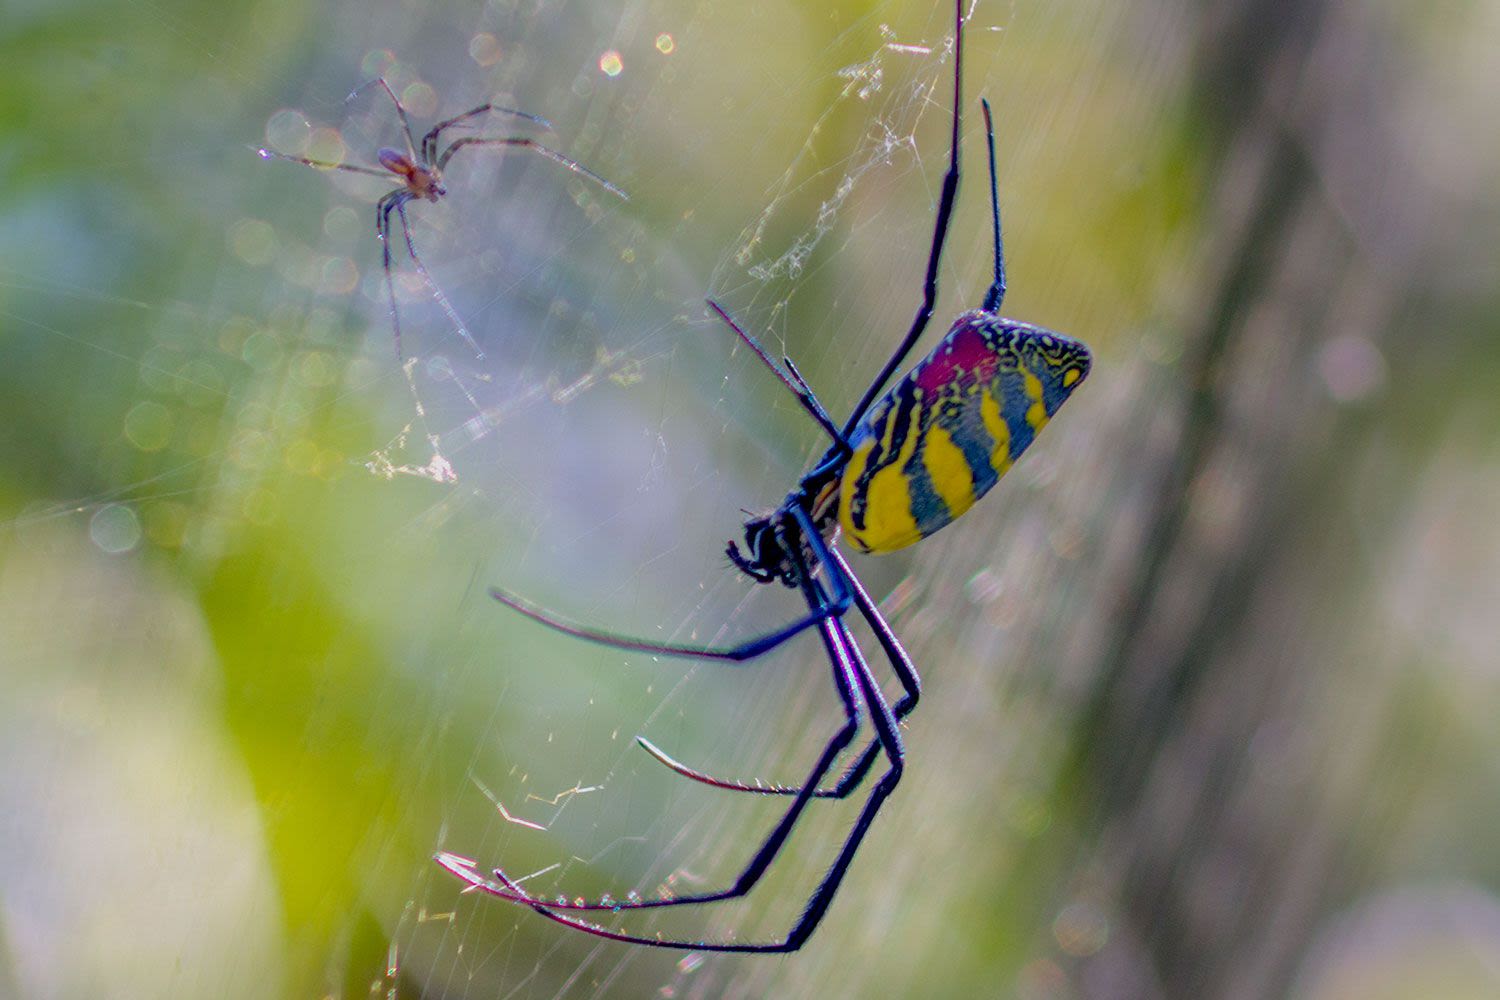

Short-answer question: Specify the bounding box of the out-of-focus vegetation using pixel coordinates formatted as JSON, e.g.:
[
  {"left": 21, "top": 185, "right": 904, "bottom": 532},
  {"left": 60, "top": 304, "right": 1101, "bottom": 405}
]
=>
[{"left": 2, "top": 0, "right": 1497, "bottom": 997}]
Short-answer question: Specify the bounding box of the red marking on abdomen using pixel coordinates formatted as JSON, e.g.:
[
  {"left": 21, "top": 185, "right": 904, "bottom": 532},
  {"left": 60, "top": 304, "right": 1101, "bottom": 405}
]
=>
[{"left": 913, "top": 312, "right": 1000, "bottom": 395}]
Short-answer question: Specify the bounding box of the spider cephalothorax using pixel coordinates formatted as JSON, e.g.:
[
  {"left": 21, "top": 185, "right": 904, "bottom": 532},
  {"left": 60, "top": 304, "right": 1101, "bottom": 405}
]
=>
[
  {"left": 727, "top": 470, "right": 843, "bottom": 587},
  {"left": 376, "top": 147, "right": 445, "bottom": 202},
  {"left": 725, "top": 513, "right": 790, "bottom": 585}
]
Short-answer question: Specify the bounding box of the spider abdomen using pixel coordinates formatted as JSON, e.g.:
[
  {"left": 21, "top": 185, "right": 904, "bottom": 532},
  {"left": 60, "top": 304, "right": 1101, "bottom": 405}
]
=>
[{"left": 837, "top": 311, "right": 1091, "bottom": 554}]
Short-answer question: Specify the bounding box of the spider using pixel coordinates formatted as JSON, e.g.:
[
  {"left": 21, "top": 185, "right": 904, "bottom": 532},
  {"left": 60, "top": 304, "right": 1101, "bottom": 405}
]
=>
[
  {"left": 259, "top": 78, "right": 627, "bottom": 359},
  {"left": 436, "top": 0, "right": 1092, "bottom": 953}
]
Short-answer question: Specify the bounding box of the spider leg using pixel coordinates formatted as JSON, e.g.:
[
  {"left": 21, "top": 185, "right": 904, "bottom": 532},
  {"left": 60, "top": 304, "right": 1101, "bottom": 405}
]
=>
[
  {"left": 422, "top": 103, "right": 552, "bottom": 165},
  {"left": 489, "top": 508, "right": 851, "bottom": 662},
  {"left": 443, "top": 517, "right": 906, "bottom": 951},
  {"left": 447, "top": 564, "right": 906, "bottom": 951},
  {"left": 980, "top": 99, "right": 1007, "bottom": 313},
  {"left": 256, "top": 148, "right": 390, "bottom": 179},
  {"left": 372, "top": 77, "right": 421, "bottom": 163},
  {"left": 392, "top": 199, "right": 486, "bottom": 360},
  {"left": 435, "top": 137, "right": 628, "bottom": 201},
  {"left": 452, "top": 517, "right": 863, "bottom": 908},
  {"left": 705, "top": 300, "right": 848, "bottom": 453},
  {"left": 636, "top": 543, "right": 921, "bottom": 799},
  {"left": 817, "top": 545, "right": 921, "bottom": 787},
  {"left": 840, "top": 0, "right": 967, "bottom": 438},
  {"left": 633, "top": 734, "right": 806, "bottom": 794},
  {"left": 377, "top": 191, "right": 410, "bottom": 359}
]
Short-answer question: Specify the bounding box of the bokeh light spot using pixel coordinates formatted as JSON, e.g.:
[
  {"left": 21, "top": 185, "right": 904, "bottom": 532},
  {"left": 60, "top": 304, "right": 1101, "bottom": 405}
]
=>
[
  {"left": 1009, "top": 793, "right": 1052, "bottom": 837},
  {"left": 469, "top": 33, "right": 502, "bottom": 66},
  {"left": 242, "top": 488, "right": 279, "bottom": 526},
  {"left": 264, "top": 109, "right": 310, "bottom": 153},
  {"left": 305, "top": 127, "right": 346, "bottom": 164},
  {"left": 297, "top": 351, "right": 336, "bottom": 388},
  {"left": 279, "top": 243, "right": 321, "bottom": 289},
  {"left": 320, "top": 256, "right": 359, "bottom": 295},
  {"left": 401, "top": 82, "right": 438, "bottom": 117},
  {"left": 123, "top": 401, "right": 173, "bottom": 452},
  {"left": 598, "top": 50, "right": 624, "bottom": 77},
  {"left": 89, "top": 504, "right": 141, "bottom": 555},
  {"left": 1319, "top": 333, "right": 1387, "bottom": 402},
  {"left": 241, "top": 330, "right": 282, "bottom": 371},
  {"left": 284, "top": 439, "right": 322, "bottom": 476},
  {"left": 655, "top": 34, "right": 675, "bottom": 55},
  {"left": 229, "top": 219, "right": 276, "bottom": 267},
  {"left": 323, "top": 205, "right": 359, "bottom": 242},
  {"left": 1052, "top": 900, "right": 1109, "bottom": 957},
  {"left": 1016, "top": 959, "right": 1069, "bottom": 1000},
  {"left": 361, "top": 48, "right": 397, "bottom": 79},
  {"left": 217, "top": 316, "right": 255, "bottom": 357},
  {"left": 229, "top": 429, "right": 272, "bottom": 471}
]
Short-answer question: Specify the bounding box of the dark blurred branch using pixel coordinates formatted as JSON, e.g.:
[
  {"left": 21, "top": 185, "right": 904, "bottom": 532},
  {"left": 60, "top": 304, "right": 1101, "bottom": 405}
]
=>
[
  {"left": 1080, "top": 118, "right": 1318, "bottom": 820},
  {"left": 1050, "top": 0, "right": 1423, "bottom": 996}
]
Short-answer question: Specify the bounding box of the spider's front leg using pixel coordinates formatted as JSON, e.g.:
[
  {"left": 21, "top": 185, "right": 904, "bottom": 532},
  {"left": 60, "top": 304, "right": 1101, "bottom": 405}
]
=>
[
  {"left": 435, "top": 136, "right": 628, "bottom": 201},
  {"left": 421, "top": 102, "right": 553, "bottom": 165}
]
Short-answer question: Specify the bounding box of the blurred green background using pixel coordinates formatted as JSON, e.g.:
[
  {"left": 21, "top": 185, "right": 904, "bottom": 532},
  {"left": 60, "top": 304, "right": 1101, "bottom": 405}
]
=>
[{"left": 3, "top": 0, "right": 1498, "bottom": 997}]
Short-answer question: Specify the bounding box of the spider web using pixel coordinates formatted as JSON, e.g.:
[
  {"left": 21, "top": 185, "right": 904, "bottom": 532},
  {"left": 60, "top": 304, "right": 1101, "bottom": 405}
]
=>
[{"left": 0, "top": 0, "right": 1151, "bottom": 996}]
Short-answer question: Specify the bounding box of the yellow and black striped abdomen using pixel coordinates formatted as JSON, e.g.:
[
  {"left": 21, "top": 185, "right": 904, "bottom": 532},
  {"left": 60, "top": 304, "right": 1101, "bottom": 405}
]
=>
[{"left": 838, "top": 311, "right": 1091, "bottom": 554}]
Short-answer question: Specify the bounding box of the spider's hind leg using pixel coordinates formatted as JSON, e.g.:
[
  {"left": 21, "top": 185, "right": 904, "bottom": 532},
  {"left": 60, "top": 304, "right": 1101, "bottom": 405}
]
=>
[
  {"left": 376, "top": 191, "right": 409, "bottom": 359},
  {"left": 446, "top": 545, "right": 909, "bottom": 952},
  {"left": 391, "top": 199, "right": 485, "bottom": 360},
  {"left": 634, "top": 734, "right": 847, "bottom": 797}
]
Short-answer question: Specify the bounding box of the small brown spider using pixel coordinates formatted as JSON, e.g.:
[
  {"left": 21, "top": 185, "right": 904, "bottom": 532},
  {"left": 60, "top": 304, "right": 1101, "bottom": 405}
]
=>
[{"left": 260, "top": 78, "right": 627, "bottom": 359}]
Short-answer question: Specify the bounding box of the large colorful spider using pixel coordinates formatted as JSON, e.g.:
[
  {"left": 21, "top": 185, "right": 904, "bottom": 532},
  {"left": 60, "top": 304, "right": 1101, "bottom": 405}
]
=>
[
  {"left": 438, "top": 0, "right": 1092, "bottom": 952},
  {"left": 259, "top": 78, "right": 626, "bottom": 359}
]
